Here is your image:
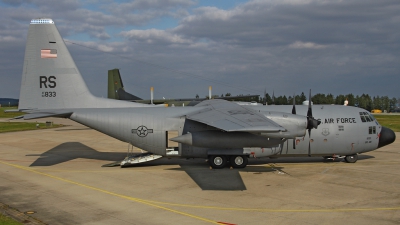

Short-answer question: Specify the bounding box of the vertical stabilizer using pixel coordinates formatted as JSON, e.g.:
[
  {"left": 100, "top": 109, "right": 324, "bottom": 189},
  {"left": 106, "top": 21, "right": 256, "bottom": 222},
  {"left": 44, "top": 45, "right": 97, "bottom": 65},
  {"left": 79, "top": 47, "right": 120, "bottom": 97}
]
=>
[
  {"left": 19, "top": 18, "right": 146, "bottom": 110},
  {"left": 107, "top": 68, "right": 142, "bottom": 101},
  {"left": 19, "top": 18, "right": 95, "bottom": 110},
  {"left": 108, "top": 69, "right": 124, "bottom": 99}
]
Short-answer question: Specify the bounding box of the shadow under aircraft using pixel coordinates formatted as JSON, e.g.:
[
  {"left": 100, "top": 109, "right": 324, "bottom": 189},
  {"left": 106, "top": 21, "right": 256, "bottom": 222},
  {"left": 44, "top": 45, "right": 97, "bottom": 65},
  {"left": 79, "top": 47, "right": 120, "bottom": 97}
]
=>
[
  {"left": 27, "top": 142, "right": 279, "bottom": 191},
  {"left": 27, "top": 142, "right": 127, "bottom": 167},
  {"left": 27, "top": 142, "right": 374, "bottom": 191}
]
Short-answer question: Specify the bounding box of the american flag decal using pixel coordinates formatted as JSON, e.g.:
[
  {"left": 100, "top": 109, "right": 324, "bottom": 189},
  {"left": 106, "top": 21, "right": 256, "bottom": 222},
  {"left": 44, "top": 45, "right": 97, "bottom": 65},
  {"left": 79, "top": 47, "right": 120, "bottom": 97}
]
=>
[{"left": 41, "top": 49, "right": 57, "bottom": 58}]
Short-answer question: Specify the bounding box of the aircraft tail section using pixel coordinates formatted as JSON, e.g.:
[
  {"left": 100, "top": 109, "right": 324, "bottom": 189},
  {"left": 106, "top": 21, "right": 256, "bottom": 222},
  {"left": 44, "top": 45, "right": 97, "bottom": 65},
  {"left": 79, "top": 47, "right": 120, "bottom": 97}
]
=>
[
  {"left": 108, "top": 69, "right": 142, "bottom": 101},
  {"left": 19, "top": 18, "right": 146, "bottom": 110},
  {"left": 108, "top": 69, "right": 123, "bottom": 100}
]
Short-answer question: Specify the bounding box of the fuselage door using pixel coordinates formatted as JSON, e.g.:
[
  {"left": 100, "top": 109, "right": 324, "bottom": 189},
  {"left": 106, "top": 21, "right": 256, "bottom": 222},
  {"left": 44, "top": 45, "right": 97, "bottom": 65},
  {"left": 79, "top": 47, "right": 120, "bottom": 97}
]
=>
[{"left": 166, "top": 130, "right": 180, "bottom": 156}]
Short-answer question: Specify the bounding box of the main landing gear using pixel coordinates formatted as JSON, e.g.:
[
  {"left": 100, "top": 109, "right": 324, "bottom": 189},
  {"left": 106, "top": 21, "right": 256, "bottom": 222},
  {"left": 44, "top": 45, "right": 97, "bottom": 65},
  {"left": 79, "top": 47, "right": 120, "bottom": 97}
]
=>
[{"left": 208, "top": 155, "right": 248, "bottom": 169}]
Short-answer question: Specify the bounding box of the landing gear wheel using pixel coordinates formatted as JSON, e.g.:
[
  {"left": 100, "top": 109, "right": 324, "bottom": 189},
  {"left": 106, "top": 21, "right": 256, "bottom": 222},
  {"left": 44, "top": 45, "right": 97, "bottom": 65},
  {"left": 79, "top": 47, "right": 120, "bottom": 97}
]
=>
[
  {"left": 344, "top": 154, "right": 358, "bottom": 163},
  {"left": 230, "top": 155, "right": 248, "bottom": 168},
  {"left": 208, "top": 155, "right": 227, "bottom": 169}
]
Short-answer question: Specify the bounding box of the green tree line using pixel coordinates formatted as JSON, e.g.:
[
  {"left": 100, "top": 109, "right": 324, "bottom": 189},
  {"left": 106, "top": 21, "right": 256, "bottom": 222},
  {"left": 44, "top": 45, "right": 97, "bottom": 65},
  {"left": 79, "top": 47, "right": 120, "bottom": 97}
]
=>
[{"left": 215, "top": 92, "right": 399, "bottom": 112}]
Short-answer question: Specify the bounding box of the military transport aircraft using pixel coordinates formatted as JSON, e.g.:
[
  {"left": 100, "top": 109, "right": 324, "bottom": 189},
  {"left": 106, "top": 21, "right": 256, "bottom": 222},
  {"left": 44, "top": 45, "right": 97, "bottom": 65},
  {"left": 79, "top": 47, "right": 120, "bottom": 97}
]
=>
[
  {"left": 12, "top": 18, "right": 396, "bottom": 169},
  {"left": 107, "top": 68, "right": 260, "bottom": 106}
]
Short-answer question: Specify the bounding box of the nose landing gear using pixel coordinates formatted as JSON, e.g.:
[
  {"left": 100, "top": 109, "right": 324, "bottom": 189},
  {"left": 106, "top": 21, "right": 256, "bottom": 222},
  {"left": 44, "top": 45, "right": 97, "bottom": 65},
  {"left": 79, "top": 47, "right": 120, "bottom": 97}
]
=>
[{"left": 344, "top": 154, "right": 358, "bottom": 163}]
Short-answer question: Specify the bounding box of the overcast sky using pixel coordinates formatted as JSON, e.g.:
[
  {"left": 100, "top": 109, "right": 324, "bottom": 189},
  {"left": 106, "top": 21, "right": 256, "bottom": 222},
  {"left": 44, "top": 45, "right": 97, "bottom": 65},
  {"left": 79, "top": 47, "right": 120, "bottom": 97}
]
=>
[{"left": 0, "top": 0, "right": 399, "bottom": 100}]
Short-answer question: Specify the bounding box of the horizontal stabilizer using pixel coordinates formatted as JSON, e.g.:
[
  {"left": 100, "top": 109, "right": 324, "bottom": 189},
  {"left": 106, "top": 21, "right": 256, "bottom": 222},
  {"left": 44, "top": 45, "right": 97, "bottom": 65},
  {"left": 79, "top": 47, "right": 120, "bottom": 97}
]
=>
[
  {"left": 4, "top": 109, "right": 20, "bottom": 113},
  {"left": 17, "top": 110, "right": 73, "bottom": 120}
]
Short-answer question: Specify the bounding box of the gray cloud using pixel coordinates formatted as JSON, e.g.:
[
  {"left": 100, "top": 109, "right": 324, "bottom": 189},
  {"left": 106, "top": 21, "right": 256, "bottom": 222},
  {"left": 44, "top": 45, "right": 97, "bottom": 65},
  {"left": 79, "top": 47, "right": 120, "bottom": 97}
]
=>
[
  {"left": 120, "top": 29, "right": 192, "bottom": 45},
  {"left": 104, "top": 0, "right": 195, "bottom": 26},
  {"left": 173, "top": 0, "right": 400, "bottom": 48},
  {"left": 106, "top": 0, "right": 194, "bottom": 12},
  {"left": 0, "top": 0, "right": 31, "bottom": 6},
  {"left": 0, "top": 0, "right": 399, "bottom": 100}
]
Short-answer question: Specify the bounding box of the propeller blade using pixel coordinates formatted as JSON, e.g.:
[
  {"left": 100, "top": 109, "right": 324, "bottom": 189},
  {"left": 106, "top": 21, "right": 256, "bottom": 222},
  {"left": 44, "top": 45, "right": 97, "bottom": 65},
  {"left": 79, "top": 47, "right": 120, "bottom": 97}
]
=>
[
  {"left": 263, "top": 88, "right": 267, "bottom": 105},
  {"left": 307, "top": 89, "right": 312, "bottom": 118},
  {"left": 292, "top": 93, "right": 296, "bottom": 114},
  {"left": 286, "top": 139, "right": 289, "bottom": 153},
  {"left": 272, "top": 90, "right": 275, "bottom": 105},
  {"left": 307, "top": 90, "right": 313, "bottom": 156},
  {"left": 279, "top": 140, "right": 285, "bottom": 154},
  {"left": 306, "top": 89, "right": 321, "bottom": 131}
]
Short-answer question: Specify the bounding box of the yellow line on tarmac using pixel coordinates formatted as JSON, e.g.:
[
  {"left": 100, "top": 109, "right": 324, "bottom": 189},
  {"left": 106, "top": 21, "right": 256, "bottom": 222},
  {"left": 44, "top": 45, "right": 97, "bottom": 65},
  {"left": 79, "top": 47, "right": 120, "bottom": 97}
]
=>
[
  {"left": 2, "top": 160, "right": 400, "bottom": 215},
  {"left": 141, "top": 199, "right": 400, "bottom": 212},
  {"left": 0, "top": 160, "right": 219, "bottom": 224},
  {"left": 30, "top": 168, "right": 166, "bottom": 173}
]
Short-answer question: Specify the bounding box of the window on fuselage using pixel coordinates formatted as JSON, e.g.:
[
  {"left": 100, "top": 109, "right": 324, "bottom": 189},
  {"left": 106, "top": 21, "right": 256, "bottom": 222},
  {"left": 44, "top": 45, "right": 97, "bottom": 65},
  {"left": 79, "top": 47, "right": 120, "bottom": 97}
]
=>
[{"left": 368, "top": 126, "right": 376, "bottom": 134}]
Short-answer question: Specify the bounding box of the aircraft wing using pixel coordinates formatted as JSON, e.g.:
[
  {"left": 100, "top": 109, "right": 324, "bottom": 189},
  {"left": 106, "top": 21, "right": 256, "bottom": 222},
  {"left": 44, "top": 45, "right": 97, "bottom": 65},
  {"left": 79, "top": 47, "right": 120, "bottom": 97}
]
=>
[{"left": 186, "top": 99, "right": 285, "bottom": 132}]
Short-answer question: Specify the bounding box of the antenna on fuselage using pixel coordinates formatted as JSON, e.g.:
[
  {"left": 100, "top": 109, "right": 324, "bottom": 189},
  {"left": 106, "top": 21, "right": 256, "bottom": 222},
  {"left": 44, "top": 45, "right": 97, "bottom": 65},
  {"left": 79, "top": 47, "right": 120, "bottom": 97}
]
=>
[{"left": 150, "top": 87, "right": 154, "bottom": 105}]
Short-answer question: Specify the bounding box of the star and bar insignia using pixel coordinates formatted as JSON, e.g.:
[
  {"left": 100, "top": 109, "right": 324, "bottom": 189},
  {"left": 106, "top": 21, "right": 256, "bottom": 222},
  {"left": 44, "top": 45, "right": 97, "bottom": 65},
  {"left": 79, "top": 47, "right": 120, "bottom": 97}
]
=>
[{"left": 132, "top": 126, "right": 153, "bottom": 137}]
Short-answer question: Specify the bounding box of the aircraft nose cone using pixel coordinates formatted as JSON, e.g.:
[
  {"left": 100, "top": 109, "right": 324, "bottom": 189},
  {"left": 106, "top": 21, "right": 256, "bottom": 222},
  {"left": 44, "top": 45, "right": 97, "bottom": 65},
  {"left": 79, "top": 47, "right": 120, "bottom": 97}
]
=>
[{"left": 378, "top": 127, "right": 396, "bottom": 148}]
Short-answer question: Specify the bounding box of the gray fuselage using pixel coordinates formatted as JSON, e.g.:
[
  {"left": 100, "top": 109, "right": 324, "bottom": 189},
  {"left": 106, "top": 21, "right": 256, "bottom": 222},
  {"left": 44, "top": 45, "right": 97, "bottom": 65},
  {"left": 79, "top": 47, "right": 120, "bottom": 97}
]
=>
[{"left": 70, "top": 104, "right": 381, "bottom": 159}]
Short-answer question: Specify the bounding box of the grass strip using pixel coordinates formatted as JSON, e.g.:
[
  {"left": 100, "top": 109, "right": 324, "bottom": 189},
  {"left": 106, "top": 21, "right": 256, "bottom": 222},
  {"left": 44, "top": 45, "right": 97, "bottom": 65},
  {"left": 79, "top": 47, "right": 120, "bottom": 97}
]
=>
[
  {"left": 0, "top": 122, "right": 63, "bottom": 133},
  {"left": 0, "top": 215, "right": 23, "bottom": 225},
  {"left": 0, "top": 107, "right": 25, "bottom": 118},
  {"left": 374, "top": 115, "right": 400, "bottom": 132},
  {"left": 0, "top": 212, "right": 23, "bottom": 225}
]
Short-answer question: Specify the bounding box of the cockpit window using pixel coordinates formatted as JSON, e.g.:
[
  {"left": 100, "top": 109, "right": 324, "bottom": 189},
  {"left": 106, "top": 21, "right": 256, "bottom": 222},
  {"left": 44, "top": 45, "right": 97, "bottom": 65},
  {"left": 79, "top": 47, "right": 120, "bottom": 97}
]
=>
[
  {"left": 360, "top": 112, "right": 366, "bottom": 122},
  {"left": 359, "top": 112, "right": 375, "bottom": 123},
  {"left": 368, "top": 113, "right": 376, "bottom": 121}
]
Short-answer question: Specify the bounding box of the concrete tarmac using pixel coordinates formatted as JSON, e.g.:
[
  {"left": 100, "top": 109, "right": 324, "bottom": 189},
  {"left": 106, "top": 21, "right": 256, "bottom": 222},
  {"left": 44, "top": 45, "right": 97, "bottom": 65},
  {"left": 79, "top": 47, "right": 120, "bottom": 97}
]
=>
[{"left": 1, "top": 118, "right": 399, "bottom": 224}]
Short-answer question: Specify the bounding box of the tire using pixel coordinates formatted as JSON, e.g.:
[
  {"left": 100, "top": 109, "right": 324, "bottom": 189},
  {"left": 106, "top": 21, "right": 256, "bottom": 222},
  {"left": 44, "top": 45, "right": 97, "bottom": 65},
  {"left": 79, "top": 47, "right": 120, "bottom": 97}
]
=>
[
  {"left": 208, "top": 155, "right": 227, "bottom": 169},
  {"left": 230, "top": 155, "right": 248, "bottom": 168},
  {"left": 344, "top": 154, "right": 358, "bottom": 163}
]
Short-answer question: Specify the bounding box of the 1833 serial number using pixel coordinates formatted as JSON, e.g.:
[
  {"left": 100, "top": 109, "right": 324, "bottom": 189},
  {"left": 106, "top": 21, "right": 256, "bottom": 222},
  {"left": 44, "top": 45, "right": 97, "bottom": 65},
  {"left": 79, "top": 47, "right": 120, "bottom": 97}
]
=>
[{"left": 42, "top": 91, "right": 56, "bottom": 97}]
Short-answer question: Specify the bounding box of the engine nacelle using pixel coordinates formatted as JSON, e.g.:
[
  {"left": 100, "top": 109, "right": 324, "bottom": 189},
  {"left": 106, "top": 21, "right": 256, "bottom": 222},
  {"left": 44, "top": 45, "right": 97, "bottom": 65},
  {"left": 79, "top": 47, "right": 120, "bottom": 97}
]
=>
[
  {"left": 244, "top": 147, "right": 282, "bottom": 158},
  {"left": 170, "top": 130, "right": 283, "bottom": 148},
  {"left": 259, "top": 111, "right": 307, "bottom": 138}
]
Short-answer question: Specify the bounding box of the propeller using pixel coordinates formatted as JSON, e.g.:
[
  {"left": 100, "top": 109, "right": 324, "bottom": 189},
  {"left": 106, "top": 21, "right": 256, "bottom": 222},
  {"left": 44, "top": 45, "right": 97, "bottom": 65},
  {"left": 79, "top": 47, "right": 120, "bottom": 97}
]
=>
[
  {"left": 305, "top": 89, "right": 321, "bottom": 156},
  {"left": 272, "top": 90, "right": 275, "bottom": 105},
  {"left": 263, "top": 88, "right": 267, "bottom": 105},
  {"left": 291, "top": 93, "right": 296, "bottom": 149}
]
